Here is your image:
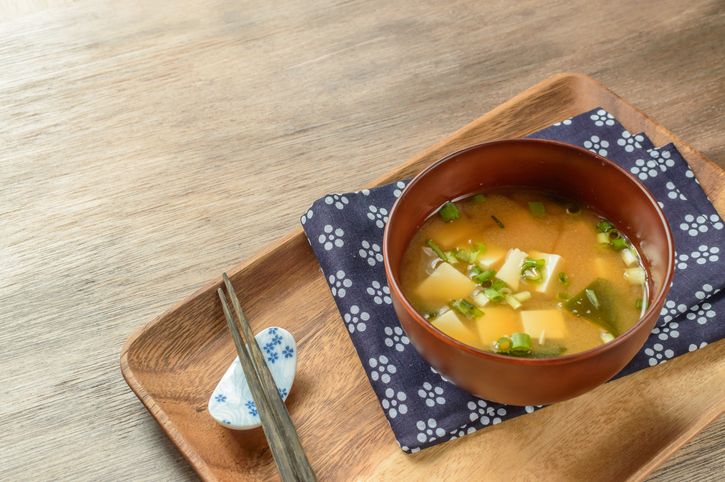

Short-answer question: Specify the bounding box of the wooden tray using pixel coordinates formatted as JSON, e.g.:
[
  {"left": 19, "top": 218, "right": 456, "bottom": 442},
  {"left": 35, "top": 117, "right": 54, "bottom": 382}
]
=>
[{"left": 121, "top": 73, "right": 725, "bottom": 481}]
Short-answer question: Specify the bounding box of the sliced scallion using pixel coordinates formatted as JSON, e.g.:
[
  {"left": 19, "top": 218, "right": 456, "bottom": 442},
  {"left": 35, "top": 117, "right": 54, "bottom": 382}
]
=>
[
  {"left": 439, "top": 201, "right": 460, "bottom": 222},
  {"left": 510, "top": 332, "right": 532, "bottom": 354},
  {"left": 472, "top": 268, "right": 496, "bottom": 284},
  {"left": 472, "top": 194, "right": 486, "bottom": 203},
  {"left": 449, "top": 299, "right": 483, "bottom": 319},
  {"left": 635, "top": 298, "right": 644, "bottom": 310},
  {"left": 484, "top": 287, "right": 505, "bottom": 302},
  {"left": 505, "top": 294, "right": 522, "bottom": 310},
  {"left": 596, "top": 220, "right": 614, "bottom": 233},
  {"left": 621, "top": 248, "right": 638, "bottom": 267},
  {"left": 558, "top": 272, "right": 569, "bottom": 285},
  {"left": 495, "top": 336, "right": 512, "bottom": 354},
  {"left": 596, "top": 232, "right": 610, "bottom": 244},
  {"left": 513, "top": 291, "right": 532, "bottom": 302},
  {"left": 528, "top": 201, "right": 546, "bottom": 217},
  {"left": 426, "top": 239, "right": 457, "bottom": 264},
  {"left": 601, "top": 332, "right": 615, "bottom": 343},
  {"left": 610, "top": 237, "right": 629, "bottom": 251}
]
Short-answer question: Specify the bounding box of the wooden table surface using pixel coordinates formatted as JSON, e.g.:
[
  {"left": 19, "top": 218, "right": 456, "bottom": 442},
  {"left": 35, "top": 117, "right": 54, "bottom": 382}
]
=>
[{"left": 1, "top": 0, "right": 723, "bottom": 480}]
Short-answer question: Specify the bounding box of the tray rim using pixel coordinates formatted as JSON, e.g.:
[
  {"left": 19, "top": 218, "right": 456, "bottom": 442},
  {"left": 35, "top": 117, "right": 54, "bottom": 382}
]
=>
[{"left": 120, "top": 71, "right": 725, "bottom": 481}]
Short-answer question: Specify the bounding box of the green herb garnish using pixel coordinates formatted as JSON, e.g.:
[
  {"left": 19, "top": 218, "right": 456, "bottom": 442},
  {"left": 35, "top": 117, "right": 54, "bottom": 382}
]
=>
[
  {"left": 455, "top": 242, "right": 486, "bottom": 264},
  {"left": 596, "top": 220, "right": 614, "bottom": 233},
  {"left": 472, "top": 194, "right": 486, "bottom": 203},
  {"left": 521, "top": 258, "right": 546, "bottom": 282},
  {"left": 528, "top": 201, "right": 546, "bottom": 217},
  {"left": 491, "top": 215, "right": 505, "bottom": 228},
  {"left": 495, "top": 336, "right": 512, "bottom": 354},
  {"left": 439, "top": 201, "right": 460, "bottom": 222},
  {"left": 484, "top": 287, "right": 505, "bottom": 302},
  {"left": 610, "top": 237, "right": 629, "bottom": 251},
  {"left": 472, "top": 269, "right": 496, "bottom": 284},
  {"left": 449, "top": 299, "right": 483, "bottom": 319}
]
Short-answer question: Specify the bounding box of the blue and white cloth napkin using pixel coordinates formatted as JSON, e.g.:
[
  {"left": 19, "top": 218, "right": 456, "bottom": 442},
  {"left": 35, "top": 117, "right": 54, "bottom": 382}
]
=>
[{"left": 300, "top": 108, "right": 724, "bottom": 452}]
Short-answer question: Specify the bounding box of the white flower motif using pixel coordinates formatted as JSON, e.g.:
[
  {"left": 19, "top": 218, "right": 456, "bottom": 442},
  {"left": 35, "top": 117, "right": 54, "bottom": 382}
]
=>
[
  {"left": 666, "top": 181, "right": 687, "bottom": 201},
  {"left": 583, "top": 135, "right": 609, "bottom": 156},
  {"left": 695, "top": 283, "right": 719, "bottom": 300},
  {"left": 686, "top": 301, "right": 715, "bottom": 325},
  {"left": 418, "top": 382, "right": 445, "bottom": 407},
  {"left": 617, "top": 130, "right": 645, "bottom": 152},
  {"left": 675, "top": 251, "right": 690, "bottom": 270},
  {"left": 679, "top": 214, "right": 723, "bottom": 237},
  {"left": 590, "top": 109, "right": 615, "bottom": 127},
  {"left": 359, "top": 240, "right": 383, "bottom": 266},
  {"left": 650, "top": 149, "right": 675, "bottom": 167},
  {"left": 644, "top": 342, "right": 674, "bottom": 366},
  {"left": 524, "top": 405, "right": 543, "bottom": 414},
  {"left": 328, "top": 270, "right": 352, "bottom": 298},
  {"left": 553, "top": 118, "right": 572, "bottom": 126},
  {"left": 367, "top": 205, "right": 389, "bottom": 228},
  {"left": 467, "top": 399, "right": 506, "bottom": 425},
  {"left": 343, "top": 305, "right": 369, "bottom": 333},
  {"left": 367, "top": 280, "right": 392, "bottom": 305},
  {"left": 317, "top": 224, "right": 344, "bottom": 250},
  {"left": 430, "top": 366, "right": 454, "bottom": 384},
  {"left": 384, "top": 326, "right": 410, "bottom": 352},
  {"left": 688, "top": 342, "right": 708, "bottom": 352},
  {"left": 359, "top": 189, "right": 370, "bottom": 196},
  {"left": 652, "top": 321, "right": 679, "bottom": 341},
  {"left": 368, "top": 355, "right": 397, "bottom": 383},
  {"left": 400, "top": 445, "right": 420, "bottom": 454},
  {"left": 416, "top": 418, "right": 446, "bottom": 443},
  {"left": 690, "top": 245, "right": 720, "bottom": 265},
  {"left": 630, "top": 150, "right": 674, "bottom": 181},
  {"left": 381, "top": 388, "right": 408, "bottom": 418},
  {"left": 300, "top": 208, "right": 314, "bottom": 225},
  {"left": 323, "top": 193, "right": 349, "bottom": 210},
  {"left": 449, "top": 424, "right": 476, "bottom": 440},
  {"left": 393, "top": 181, "right": 407, "bottom": 198},
  {"left": 659, "top": 299, "right": 688, "bottom": 323}
]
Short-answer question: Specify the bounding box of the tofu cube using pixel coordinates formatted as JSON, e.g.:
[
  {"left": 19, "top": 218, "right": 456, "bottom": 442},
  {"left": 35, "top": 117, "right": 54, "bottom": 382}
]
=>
[
  {"left": 477, "top": 245, "right": 507, "bottom": 269},
  {"left": 475, "top": 308, "right": 523, "bottom": 348},
  {"left": 521, "top": 310, "right": 568, "bottom": 339},
  {"left": 415, "top": 262, "right": 475, "bottom": 309},
  {"left": 431, "top": 310, "right": 481, "bottom": 347},
  {"left": 431, "top": 222, "right": 478, "bottom": 249},
  {"left": 495, "top": 248, "right": 528, "bottom": 290},
  {"left": 529, "top": 250, "right": 562, "bottom": 294}
]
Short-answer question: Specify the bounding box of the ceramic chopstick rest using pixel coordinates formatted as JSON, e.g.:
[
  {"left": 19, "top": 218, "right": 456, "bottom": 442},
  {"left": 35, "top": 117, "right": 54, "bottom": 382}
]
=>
[{"left": 208, "top": 327, "right": 297, "bottom": 430}]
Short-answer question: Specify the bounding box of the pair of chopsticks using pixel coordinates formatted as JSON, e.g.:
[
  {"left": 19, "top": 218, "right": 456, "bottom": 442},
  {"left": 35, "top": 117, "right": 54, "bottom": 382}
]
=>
[{"left": 217, "top": 273, "right": 316, "bottom": 482}]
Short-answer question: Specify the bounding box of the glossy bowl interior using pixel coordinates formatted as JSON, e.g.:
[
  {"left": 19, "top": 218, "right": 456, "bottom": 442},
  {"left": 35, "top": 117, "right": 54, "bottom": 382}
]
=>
[{"left": 383, "top": 139, "right": 675, "bottom": 405}]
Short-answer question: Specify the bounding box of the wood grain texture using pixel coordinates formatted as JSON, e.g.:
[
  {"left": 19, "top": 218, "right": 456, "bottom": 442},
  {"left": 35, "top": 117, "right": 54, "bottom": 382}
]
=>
[
  {"left": 0, "top": 0, "right": 723, "bottom": 480},
  {"left": 121, "top": 73, "right": 725, "bottom": 481}
]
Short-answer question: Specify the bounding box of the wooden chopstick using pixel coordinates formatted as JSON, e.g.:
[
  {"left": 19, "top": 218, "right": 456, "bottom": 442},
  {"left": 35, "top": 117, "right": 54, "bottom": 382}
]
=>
[{"left": 218, "top": 273, "right": 316, "bottom": 482}]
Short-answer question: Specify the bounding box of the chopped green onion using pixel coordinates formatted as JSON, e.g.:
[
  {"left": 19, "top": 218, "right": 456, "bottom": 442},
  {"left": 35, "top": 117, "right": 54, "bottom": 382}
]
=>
[
  {"left": 484, "top": 287, "right": 505, "bottom": 302},
  {"left": 449, "top": 299, "right": 483, "bottom": 319},
  {"left": 513, "top": 291, "right": 532, "bottom": 302},
  {"left": 491, "top": 215, "right": 505, "bottom": 229},
  {"left": 491, "top": 278, "right": 508, "bottom": 291},
  {"left": 558, "top": 272, "right": 569, "bottom": 285},
  {"left": 495, "top": 336, "right": 512, "bottom": 354},
  {"left": 426, "top": 239, "right": 457, "bottom": 264},
  {"left": 621, "top": 248, "right": 638, "bottom": 267},
  {"left": 423, "top": 312, "right": 438, "bottom": 321},
  {"left": 566, "top": 204, "right": 581, "bottom": 214},
  {"left": 521, "top": 258, "right": 546, "bottom": 282},
  {"left": 601, "top": 332, "right": 615, "bottom": 343},
  {"left": 624, "top": 267, "right": 646, "bottom": 285},
  {"left": 596, "top": 220, "right": 614, "bottom": 233},
  {"left": 472, "top": 290, "right": 490, "bottom": 307},
  {"left": 585, "top": 288, "right": 600, "bottom": 309},
  {"left": 456, "top": 242, "right": 487, "bottom": 264},
  {"left": 505, "top": 294, "right": 522, "bottom": 310},
  {"left": 610, "top": 237, "right": 629, "bottom": 251},
  {"left": 528, "top": 201, "right": 546, "bottom": 217},
  {"left": 438, "top": 201, "right": 460, "bottom": 222},
  {"left": 597, "top": 232, "right": 610, "bottom": 244},
  {"left": 510, "top": 332, "right": 532, "bottom": 354},
  {"left": 472, "top": 268, "right": 496, "bottom": 284},
  {"left": 472, "top": 194, "right": 486, "bottom": 203},
  {"left": 635, "top": 298, "right": 643, "bottom": 310}
]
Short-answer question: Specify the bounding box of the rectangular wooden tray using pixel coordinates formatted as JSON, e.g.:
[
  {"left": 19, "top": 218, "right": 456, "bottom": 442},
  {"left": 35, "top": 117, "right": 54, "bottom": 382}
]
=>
[{"left": 121, "top": 73, "right": 725, "bottom": 481}]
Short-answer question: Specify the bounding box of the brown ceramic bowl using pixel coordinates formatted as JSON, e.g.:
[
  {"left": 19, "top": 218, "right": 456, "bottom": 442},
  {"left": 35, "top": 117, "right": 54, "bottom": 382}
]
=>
[{"left": 383, "top": 139, "right": 674, "bottom": 406}]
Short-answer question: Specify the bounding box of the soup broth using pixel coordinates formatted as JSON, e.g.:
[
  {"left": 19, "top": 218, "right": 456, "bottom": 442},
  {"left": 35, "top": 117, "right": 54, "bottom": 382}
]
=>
[{"left": 400, "top": 189, "right": 647, "bottom": 358}]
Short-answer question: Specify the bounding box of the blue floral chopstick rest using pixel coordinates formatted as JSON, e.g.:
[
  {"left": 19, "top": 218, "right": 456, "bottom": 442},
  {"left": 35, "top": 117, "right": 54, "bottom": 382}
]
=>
[{"left": 207, "top": 327, "right": 297, "bottom": 430}]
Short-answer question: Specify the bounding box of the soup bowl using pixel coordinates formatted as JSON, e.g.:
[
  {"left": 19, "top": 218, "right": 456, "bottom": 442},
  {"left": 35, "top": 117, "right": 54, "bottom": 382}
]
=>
[{"left": 383, "top": 139, "right": 674, "bottom": 405}]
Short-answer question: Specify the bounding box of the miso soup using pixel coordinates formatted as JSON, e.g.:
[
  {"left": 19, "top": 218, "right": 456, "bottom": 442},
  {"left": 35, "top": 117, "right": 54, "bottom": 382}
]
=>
[{"left": 400, "top": 189, "right": 647, "bottom": 358}]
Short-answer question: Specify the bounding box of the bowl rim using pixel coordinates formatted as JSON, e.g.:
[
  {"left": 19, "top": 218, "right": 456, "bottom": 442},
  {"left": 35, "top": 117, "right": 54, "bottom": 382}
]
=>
[{"left": 382, "top": 138, "right": 675, "bottom": 366}]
